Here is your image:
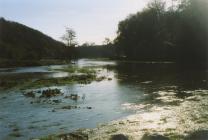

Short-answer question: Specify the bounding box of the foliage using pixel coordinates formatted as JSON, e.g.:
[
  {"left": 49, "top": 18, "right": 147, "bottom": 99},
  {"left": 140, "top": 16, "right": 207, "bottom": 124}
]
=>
[{"left": 115, "top": 0, "right": 208, "bottom": 64}]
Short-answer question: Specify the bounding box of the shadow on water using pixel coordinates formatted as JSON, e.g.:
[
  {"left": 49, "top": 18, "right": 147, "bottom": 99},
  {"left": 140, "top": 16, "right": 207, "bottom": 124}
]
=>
[
  {"left": 108, "top": 62, "right": 208, "bottom": 90},
  {"left": 141, "top": 133, "right": 170, "bottom": 140},
  {"left": 111, "top": 134, "right": 128, "bottom": 140},
  {"left": 185, "top": 130, "right": 208, "bottom": 140},
  {"left": 103, "top": 62, "right": 208, "bottom": 112}
]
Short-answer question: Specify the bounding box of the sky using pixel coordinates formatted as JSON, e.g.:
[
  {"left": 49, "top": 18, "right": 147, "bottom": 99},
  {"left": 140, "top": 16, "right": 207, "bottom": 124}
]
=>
[{"left": 0, "top": 0, "right": 149, "bottom": 45}]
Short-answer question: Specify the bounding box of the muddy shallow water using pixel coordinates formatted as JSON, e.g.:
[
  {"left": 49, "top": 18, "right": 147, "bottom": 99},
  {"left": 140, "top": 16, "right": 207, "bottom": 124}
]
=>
[{"left": 0, "top": 59, "right": 208, "bottom": 140}]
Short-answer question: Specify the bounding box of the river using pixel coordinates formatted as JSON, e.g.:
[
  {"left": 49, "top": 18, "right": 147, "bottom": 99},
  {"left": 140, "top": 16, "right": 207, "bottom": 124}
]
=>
[{"left": 0, "top": 59, "right": 208, "bottom": 140}]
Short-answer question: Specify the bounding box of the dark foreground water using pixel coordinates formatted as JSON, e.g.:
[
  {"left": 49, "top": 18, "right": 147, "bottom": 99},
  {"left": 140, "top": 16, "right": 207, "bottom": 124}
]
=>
[{"left": 0, "top": 59, "right": 208, "bottom": 140}]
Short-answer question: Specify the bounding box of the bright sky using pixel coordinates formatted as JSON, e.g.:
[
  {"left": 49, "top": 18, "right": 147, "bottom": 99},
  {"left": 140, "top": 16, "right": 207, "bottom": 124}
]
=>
[{"left": 0, "top": 0, "right": 149, "bottom": 45}]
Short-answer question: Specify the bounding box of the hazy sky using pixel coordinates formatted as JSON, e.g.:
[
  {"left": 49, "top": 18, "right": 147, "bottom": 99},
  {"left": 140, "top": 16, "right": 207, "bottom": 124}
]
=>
[{"left": 0, "top": 0, "right": 149, "bottom": 44}]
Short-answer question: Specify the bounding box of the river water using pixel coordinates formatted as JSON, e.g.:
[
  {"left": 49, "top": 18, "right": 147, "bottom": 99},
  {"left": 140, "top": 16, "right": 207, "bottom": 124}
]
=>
[{"left": 0, "top": 59, "right": 208, "bottom": 139}]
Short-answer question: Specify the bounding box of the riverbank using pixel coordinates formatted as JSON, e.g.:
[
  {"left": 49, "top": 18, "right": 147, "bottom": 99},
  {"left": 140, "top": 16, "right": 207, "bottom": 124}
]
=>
[{"left": 0, "top": 59, "right": 71, "bottom": 68}]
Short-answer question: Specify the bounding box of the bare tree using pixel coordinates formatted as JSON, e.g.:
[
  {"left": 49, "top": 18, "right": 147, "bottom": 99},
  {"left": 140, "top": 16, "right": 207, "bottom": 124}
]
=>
[
  {"left": 103, "top": 37, "right": 111, "bottom": 45},
  {"left": 61, "top": 27, "right": 77, "bottom": 47}
]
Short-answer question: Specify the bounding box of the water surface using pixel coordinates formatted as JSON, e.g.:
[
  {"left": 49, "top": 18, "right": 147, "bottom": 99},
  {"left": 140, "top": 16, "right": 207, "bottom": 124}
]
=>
[{"left": 0, "top": 59, "right": 208, "bottom": 139}]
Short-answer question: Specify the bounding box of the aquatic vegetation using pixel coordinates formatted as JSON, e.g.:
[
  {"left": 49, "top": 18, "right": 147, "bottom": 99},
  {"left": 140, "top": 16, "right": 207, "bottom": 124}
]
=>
[
  {"left": 61, "top": 105, "right": 78, "bottom": 110},
  {"left": 0, "top": 78, "right": 31, "bottom": 90},
  {"left": 0, "top": 66, "right": 107, "bottom": 90},
  {"left": 23, "top": 89, "right": 63, "bottom": 98},
  {"left": 52, "top": 99, "right": 61, "bottom": 104},
  {"left": 19, "top": 74, "right": 98, "bottom": 89},
  {"left": 22, "top": 88, "right": 93, "bottom": 112},
  {"left": 23, "top": 91, "right": 35, "bottom": 98},
  {"left": 53, "top": 66, "right": 96, "bottom": 74},
  {"left": 40, "top": 88, "right": 63, "bottom": 98},
  {"left": 23, "top": 88, "right": 64, "bottom": 106},
  {"left": 0, "top": 81, "right": 19, "bottom": 89},
  {"left": 108, "top": 77, "right": 112, "bottom": 81},
  {"left": 95, "top": 76, "right": 106, "bottom": 82}
]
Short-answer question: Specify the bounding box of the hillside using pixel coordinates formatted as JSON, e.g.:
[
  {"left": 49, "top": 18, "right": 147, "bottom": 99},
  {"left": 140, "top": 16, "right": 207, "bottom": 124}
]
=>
[{"left": 0, "top": 18, "right": 69, "bottom": 60}]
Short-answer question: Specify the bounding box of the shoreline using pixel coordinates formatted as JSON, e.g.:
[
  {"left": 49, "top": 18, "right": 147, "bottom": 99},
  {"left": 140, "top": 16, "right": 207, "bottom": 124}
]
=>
[
  {"left": 1, "top": 58, "right": 207, "bottom": 69},
  {"left": 0, "top": 59, "right": 71, "bottom": 68},
  {"left": 37, "top": 90, "right": 208, "bottom": 140}
]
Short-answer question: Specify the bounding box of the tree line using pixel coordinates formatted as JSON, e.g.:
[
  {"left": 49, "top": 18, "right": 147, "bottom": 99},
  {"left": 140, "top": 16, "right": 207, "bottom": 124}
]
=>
[{"left": 114, "top": 0, "right": 208, "bottom": 64}]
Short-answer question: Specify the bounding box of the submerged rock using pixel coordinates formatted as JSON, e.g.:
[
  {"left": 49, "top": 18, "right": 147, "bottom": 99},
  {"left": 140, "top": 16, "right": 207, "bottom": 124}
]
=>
[
  {"left": 37, "top": 90, "right": 41, "bottom": 93},
  {"left": 40, "top": 88, "right": 63, "bottom": 98},
  {"left": 86, "top": 107, "right": 92, "bottom": 109},
  {"left": 96, "top": 76, "right": 106, "bottom": 82},
  {"left": 108, "top": 78, "right": 113, "bottom": 81},
  {"left": 23, "top": 91, "right": 35, "bottom": 98},
  {"left": 61, "top": 105, "right": 78, "bottom": 110},
  {"left": 52, "top": 99, "right": 62, "bottom": 104},
  {"left": 1, "top": 96, "right": 7, "bottom": 99},
  {"left": 65, "top": 94, "right": 80, "bottom": 101}
]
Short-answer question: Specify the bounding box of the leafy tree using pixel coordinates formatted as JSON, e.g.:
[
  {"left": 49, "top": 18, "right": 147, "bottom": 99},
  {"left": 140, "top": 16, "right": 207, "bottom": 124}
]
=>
[{"left": 114, "top": 0, "right": 208, "bottom": 64}]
